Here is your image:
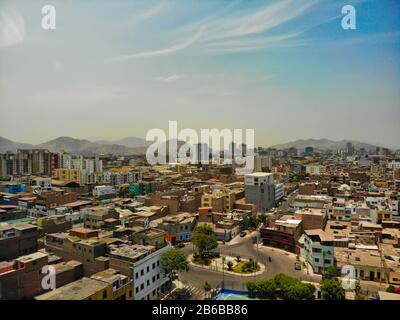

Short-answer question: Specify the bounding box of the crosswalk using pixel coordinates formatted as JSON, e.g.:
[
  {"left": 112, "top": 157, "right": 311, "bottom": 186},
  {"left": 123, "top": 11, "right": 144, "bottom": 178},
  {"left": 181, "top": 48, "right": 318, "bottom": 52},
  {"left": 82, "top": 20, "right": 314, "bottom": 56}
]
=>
[{"left": 183, "top": 285, "right": 206, "bottom": 299}]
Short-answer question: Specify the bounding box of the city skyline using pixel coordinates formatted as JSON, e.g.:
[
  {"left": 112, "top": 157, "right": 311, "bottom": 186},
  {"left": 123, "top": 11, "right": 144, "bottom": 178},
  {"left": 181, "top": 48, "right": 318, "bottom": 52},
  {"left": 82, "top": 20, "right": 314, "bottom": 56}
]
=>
[{"left": 0, "top": 0, "right": 399, "bottom": 148}]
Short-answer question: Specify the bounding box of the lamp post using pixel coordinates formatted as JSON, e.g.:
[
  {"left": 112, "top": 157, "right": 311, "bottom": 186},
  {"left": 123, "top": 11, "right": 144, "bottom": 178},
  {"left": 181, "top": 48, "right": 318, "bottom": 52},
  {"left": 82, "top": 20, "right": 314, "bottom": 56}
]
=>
[{"left": 222, "top": 256, "right": 226, "bottom": 289}]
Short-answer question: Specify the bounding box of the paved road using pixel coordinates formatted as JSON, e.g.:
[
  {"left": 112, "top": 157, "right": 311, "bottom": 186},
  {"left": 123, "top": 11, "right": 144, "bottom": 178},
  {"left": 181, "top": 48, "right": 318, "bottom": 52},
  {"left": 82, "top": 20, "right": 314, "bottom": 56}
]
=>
[{"left": 179, "top": 235, "right": 320, "bottom": 293}]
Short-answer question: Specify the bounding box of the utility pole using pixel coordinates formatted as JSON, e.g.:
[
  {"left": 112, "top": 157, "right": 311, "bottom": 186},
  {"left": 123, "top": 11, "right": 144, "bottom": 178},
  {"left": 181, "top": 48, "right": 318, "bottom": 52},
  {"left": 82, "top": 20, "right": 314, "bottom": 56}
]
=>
[{"left": 222, "top": 256, "right": 225, "bottom": 289}]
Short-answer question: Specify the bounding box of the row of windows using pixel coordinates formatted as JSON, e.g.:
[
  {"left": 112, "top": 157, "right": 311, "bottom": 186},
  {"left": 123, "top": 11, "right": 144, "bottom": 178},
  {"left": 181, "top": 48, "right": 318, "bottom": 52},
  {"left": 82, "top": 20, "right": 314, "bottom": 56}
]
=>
[
  {"left": 314, "top": 258, "right": 331, "bottom": 264},
  {"left": 135, "top": 274, "right": 161, "bottom": 294},
  {"left": 135, "top": 260, "right": 160, "bottom": 279}
]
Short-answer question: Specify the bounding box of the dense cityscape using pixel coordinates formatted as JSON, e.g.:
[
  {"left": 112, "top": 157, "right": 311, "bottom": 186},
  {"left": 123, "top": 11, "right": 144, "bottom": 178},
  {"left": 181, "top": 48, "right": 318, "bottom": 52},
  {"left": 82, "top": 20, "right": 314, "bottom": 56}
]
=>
[
  {"left": 1, "top": 141, "right": 400, "bottom": 300},
  {"left": 1, "top": 0, "right": 399, "bottom": 309}
]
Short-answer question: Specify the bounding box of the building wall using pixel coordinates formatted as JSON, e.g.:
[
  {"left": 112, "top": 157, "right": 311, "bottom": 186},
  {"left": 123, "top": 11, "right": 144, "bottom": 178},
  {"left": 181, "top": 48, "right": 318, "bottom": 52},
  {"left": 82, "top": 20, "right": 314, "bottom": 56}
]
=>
[{"left": 132, "top": 245, "right": 170, "bottom": 300}]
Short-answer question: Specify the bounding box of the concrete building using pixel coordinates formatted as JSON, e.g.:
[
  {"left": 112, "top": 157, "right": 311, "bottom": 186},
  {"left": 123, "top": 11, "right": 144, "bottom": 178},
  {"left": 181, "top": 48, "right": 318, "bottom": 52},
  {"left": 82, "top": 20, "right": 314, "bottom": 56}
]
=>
[
  {"left": 108, "top": 244, "right": 171, "bottom": 300},
  {"left": 0, "top": 223, "right": 38, "bottom": 261},
  {"left": 35, "top": 277, "right": 114, "bottom": 300},
  {"left": 260, "top": 215, "right": 303, "bottom": 254},
  {"left": 0, "top": 252, "right": 48, "bottom": 300},
  {"left": 253, "top": 155, "right": 272, "bottom": 172},
  {"left": 45, "top": 231, "right": 109, "bottom": 276},
  {"left": 300, "top": 229, "right": 335, "bottom": 274},
  {"left": 201, "top": 189, "right": 235, "bottom": 213},
  {"left": 274, "top": 183, "right": 285, "bottom": 203},
  {"left": 245, "top": 172, "right": 275, "bottom": 212}
]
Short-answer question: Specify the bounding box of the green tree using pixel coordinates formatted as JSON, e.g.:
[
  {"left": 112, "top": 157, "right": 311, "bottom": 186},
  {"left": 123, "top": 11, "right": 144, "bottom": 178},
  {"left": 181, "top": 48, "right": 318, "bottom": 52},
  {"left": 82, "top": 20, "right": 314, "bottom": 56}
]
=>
[
  {"left": 203, "top": 281, "right": 212, "bottom": 298},
  {"left": 386, "top": 285, "right": 396, "bottom": 293},
  {"left": 283, "top": 282, "right": 315, "bottom": 300},
  {"left": 320, "top": 278, "right": 345, "bottom": 300},
  {"left": 160, "top": 248, "right": 189, "bottom": 282},
  {"left": 236, "top": 256, "right": 241, "bottom": 263},
  {"left": 257, "top": 213, "right": 267, "bottom": 225},
  {"left": 246, "top": 281, "right": 257, "bottom": 296},
  {"left": 227, "top": 261, "right": 234, "bottom": 271},
  {"left": 191, "top": 225, "right": 218, "bottom": 258},
  {"left": 274, "top": 273, "right": 298, "bottom": 290},
  {"left": 255, "top": 279, "right": 277, "bottom": 300},
  {"left": 325, "top": 265, "right": 337, "bottom": 279}
]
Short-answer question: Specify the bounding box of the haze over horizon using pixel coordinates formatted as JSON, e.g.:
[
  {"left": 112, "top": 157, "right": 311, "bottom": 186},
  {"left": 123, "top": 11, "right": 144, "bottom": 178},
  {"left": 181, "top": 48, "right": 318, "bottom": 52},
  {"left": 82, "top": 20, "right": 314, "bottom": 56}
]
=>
[{"left": 1, "top": 0, "right": 399, "bottom": 148}]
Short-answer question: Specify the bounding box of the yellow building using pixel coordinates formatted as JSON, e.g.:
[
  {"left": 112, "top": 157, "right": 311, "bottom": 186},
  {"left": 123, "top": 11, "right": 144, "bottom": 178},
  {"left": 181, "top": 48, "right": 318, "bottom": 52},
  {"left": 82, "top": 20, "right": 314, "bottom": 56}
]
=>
[
  {"left": 35, "top": 269, "right": 133, "bottom": 300},
  {"left": 53, "top": 168, "right": 82, "bottom": 184},
  {"left": 90, "top": 269, "right": 133, "bottom": 300},
  {"left": 35, "top": 277, "right": 113, "bottom": 300},
  {"left": 201, "top": 190, "right": 235, "bottom": 213}
]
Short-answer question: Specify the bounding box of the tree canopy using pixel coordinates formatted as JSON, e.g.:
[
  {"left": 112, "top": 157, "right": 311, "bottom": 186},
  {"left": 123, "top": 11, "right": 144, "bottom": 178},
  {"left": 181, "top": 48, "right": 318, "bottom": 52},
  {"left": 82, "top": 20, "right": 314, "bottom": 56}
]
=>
[
  {"left": 320, "top": 278, "right": 345, "bottom": 300},
  {"left": 160, "top": 248, "right": 189, "bottom": 280},
  {"left": 191, "top": 225, "right": 218, "bottom": 257}
]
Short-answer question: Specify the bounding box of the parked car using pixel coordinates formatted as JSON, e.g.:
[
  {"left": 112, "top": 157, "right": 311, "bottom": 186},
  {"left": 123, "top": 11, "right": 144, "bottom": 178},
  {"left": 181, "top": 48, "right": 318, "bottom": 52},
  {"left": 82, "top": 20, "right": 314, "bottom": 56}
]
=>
[
  {"left": 294, "top": 261, "right": 301, "bottom": 270},
  {"left": 173, "top": 242, "right": 185, "bottom": 248}
]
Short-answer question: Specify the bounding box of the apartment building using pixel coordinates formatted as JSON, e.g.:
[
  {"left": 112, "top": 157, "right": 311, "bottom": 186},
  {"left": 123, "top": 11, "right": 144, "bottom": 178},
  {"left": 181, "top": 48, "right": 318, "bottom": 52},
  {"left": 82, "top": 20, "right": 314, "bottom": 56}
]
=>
[
  {"left": 245, "top": 172, "right": 275, "bottom": 212},
  {"left": 108, "top": 244, "right": 171, "bottom": 300},
  {"left": 0, "top": 223, "right": 38, "bottom": 261},
  {"left": 45, "top": 231, "right": 110, "bottom": 276},
  {"left": 260, "top": 215, "right": 303, "bottom": 254},
  {"left": 201, "top": 189, "right": 236, "bottom": 213},
  {"left": 155, "top": 213, "right": 197, "bottom": 243},
  {"left": 300, "top": 229, "right": 335, "bottom": 274},
  {"left": 35, "top": 277, "right": 113, "bottom": 300},
  {"left": 82, "top": 206, "right": 119, "bottom": 230},
  {"left": 0, "top": 252, "right": 48, "bottom": 300}
]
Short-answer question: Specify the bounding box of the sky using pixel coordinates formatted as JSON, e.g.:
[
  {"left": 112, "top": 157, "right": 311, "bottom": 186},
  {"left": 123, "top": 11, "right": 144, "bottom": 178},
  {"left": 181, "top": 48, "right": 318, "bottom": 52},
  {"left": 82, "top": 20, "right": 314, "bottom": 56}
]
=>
[{"left": 0, "top": 0, "right": 399, "bottom": 148}]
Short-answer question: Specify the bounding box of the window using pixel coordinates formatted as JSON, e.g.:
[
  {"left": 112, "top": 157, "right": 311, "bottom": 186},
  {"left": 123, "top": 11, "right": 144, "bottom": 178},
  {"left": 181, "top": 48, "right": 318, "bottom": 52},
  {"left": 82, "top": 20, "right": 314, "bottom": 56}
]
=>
[
  {"left": 157, "top": 261, "right": 160, "bottom": 267},
  {"left": 140, "top": 269, "right": 144, "bottom": 276},
  {"left": 129, "top": 290, "right": 132, "bottom": 298},
  {"left": 135, "top": 286, "right": 139, "bottom": 293},
  {"left": 147, "top": 280, "right": 150, "bottom": 286},
  {"left": 157, "top": 274, "right": 160, "bottom": 280},
  {"left": 140, "top": 283, "right": 144, "bottom": 290},
  {"left": 152, "top": 276, "right": 156, "bottom": 283},
  {"left": 146, "top": 266, "right": 150, "bottom": 272},
  {"left": 135, "top": 272, "right": 138, "bottom": 279},
  {"left": 314, "top": 258, "right": 320, "bottom": 262},
  {"left": 102, "top": 290, "right": 107, "bottom": 299},
  {"left": 152, "top": 262, "right": 155, "bottom": 269}
]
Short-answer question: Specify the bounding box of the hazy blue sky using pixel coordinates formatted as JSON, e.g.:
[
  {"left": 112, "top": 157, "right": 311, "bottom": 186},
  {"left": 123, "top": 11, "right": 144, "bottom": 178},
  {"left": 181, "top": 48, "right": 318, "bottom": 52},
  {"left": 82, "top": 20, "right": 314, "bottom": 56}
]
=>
[{"left": 0, "top": 0, "right": 399, "bottom": 148}]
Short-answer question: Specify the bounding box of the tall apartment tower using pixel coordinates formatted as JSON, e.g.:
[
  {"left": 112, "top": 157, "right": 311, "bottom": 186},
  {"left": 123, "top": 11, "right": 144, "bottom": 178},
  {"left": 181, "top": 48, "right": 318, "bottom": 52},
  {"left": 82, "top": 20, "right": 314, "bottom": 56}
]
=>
[{"left": 245, "top": 172, "right": 275, "bottom": 212}]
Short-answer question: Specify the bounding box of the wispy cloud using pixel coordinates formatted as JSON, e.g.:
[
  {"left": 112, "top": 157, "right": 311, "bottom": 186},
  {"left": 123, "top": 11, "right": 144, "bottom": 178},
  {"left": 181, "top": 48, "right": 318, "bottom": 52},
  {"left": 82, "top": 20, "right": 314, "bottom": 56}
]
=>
[
  {"left": 0, "top": 7, "right": 26, "bottom": 48},
  {"left": 154, "top": 74, "right": 187, "bottom": 82},
  {"left": 183, "top": 0, "right": 318, "bottom": 53},
  {"left": 203, "top": 0, "right": 317, "bottom": 41},
  {"left": 117, "top": 3, "right": 171, "bottom": 28},
  {"left": 107, "top": 30, "right": 202, "bottom": 62}
]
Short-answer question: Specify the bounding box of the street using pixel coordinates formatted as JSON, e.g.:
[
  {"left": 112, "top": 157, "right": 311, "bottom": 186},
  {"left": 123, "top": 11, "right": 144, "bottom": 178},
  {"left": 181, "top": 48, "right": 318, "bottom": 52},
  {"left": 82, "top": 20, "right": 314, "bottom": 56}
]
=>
[{"left": 179, "top": 235, "right": 321, "bottom": 295}]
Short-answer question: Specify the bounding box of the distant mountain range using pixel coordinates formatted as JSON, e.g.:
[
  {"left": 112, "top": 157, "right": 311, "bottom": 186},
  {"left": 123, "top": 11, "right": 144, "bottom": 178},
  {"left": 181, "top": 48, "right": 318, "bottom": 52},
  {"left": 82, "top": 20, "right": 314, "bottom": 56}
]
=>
[
  {"left": 95, "top": 137, "right": 151, "bottom": 148},
  {"left": 0, "top": 136, "right": 147, "bottom": 155},
  {"left": 0, "top": 136, "right": 387, "bottom": 155},
  {"left": 271, "top": 139, "right": 379, "bottom": 151}
]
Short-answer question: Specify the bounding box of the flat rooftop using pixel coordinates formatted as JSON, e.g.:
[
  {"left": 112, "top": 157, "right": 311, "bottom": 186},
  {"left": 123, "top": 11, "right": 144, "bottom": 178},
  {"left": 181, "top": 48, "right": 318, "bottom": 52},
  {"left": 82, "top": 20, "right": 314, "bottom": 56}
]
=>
[{"left": 35, "top": 277, "right": 109, "bottom": 300}]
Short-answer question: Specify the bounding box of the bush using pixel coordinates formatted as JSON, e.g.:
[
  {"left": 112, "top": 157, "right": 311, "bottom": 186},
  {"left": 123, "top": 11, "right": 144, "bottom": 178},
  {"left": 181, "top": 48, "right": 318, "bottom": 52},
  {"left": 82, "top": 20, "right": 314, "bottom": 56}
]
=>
[
  {"left": 227, "top": 261, "right": 234, "bottom": 271},
  {"left": 241, "top": 258, "right": 259, "bottom": 273},
  {"left": 386, "top": 285, "right": 396, "bottom": 293}
]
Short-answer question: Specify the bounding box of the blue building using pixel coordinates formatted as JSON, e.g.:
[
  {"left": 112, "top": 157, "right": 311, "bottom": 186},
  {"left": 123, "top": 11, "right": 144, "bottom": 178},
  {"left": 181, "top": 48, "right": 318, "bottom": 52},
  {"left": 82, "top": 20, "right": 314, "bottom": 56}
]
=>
[{"left": 6, "top": 184, "right": 26, "bottom": 194}]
